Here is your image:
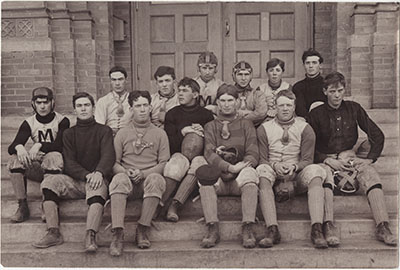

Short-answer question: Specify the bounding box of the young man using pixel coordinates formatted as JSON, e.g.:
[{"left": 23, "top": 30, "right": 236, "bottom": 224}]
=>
[
  {"left": 308, "top": 72, "right": 397, "bottom": 246},
  {"left": 232, "top": 61, "right": 268, "bottom": 126},
  {"left": 108, "top": 91, "right": 170, "bottom": 256},
  {"left": 198, "top": 84, "right": 259, "bottom": 249},
  {"left": 162, "top": 77, "right": 214, "bottom": 222},
  {"left": 95, "top": 66, "right": 132, "bottom": 136},
  {"left": 256, "top": 90, "right": 339, "bottom": 249},
  {"left": 292, "top": 49, "right": 327, "bottom": 118},
  {"left": 33, "top": 92, "right": 115, "bottom": 252},
  {"left": 7, "top": 87, "right": 69, "bottom": 223},
  {"left": 150, "top": 66, "right": 180, "bottom": 128},
  {"left": 194, "top": 51, "right": 224, "bottom": 112}
]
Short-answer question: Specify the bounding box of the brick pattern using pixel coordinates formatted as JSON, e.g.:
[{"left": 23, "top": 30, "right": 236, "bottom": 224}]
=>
[{"left": 314, "top": 3, "right": 334, "bottom": 76}]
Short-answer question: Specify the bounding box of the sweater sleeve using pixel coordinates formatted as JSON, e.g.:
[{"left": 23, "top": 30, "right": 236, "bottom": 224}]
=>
[
  {"left": 63, "top": 129, "right": 90, "bottom": 181},
  {"left": 298, "top": 124, "right": 315, "bottom": 171},
  {"left": 204, "top": 121, "right": 231, "bottom": 172},
  {"left": 95, "top": 126, "right": 116, "bottom": 177},
  {"left": 164, "top": 109, "right": 181, "bottom": 155},
  {"left": 112, "top": 130, "right": 126, "bottom": 174},
  {"left": 242, "top": 120, "right": 259, "bottom": 167},
  {"left": 244, "top": 90, "right": 268, "bottom": 126},
  {"left": 8, "top": 120, "right": 31, "bottom": 155},
  {"left": 293, "top": 83, "right": 308, "bottom": 118},
  {"left": 142, "top": 131, "right": 170, "bottom": 178},
  {"left": 256, "top": 125, "right": 271, "bottom": 165},
  {"left": 94, "top": 97, "right": 107, "bottom": 125},
  {"left": 40, "top": 117, "right": 70, "bottom": 153}
]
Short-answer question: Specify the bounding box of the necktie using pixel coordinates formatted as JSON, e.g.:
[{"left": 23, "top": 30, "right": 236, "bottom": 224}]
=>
[
  {"left": 239, "top": 96, "right": 247, "bottom": 110},
  {"left": 281, "top": 125, "right": 290, "bottom": 145},
  {"left": 221, "top": 121, "right": 230, "bottom": 139}
]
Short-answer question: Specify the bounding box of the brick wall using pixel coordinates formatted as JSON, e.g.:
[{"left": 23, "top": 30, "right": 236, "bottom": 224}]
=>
[{"left": 314, "top": 3, "right": 334, "bottom": 76}]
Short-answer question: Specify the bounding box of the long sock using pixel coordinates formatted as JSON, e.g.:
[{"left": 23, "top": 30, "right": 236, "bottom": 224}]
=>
[
  {"left": 323, "top": 187, "right": 334, "bottom": 222},
  {"left": 111, "top": 194, "right": 127, "bottom": 229},
  {"left": 174, "top": 174, "right": 197, "bottom": 204},
  {"left": 199, "top": 186, "right": 218, "bottom": 223},
  {"left": 11, "top": 173, "right": 26, "bottom": 200},
  {"left": 307, "top": 177, "right": 324, "bottom": 225},
  {"left": 86, "top": 203, "right": 104, "bottom": 232},
  {"left": 160, "top": 177, "right": 178, "bottom": 205},
  {"left": 259, "top": 178, "right": 277, "bottom": 226},
  {"left": 43, "top": 200, "right": 59, "bottom": 229},
  {"left": 138, "top": 197, "right": 160, "bottom": 226},
  {"left": 367, "top": 188, "right": 389, "bottom": 225},
  {"left": 241, "top": 184, "right": 258, "bottom": 223}
]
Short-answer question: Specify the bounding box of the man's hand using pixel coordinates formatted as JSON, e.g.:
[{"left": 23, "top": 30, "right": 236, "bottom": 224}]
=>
[
  {"left": 324, "top": 158, "right": 353, "bottom": 171},
  {"left": 228, "top": 161, "right": 252, "bottom": 174},
  {"left": 86, "top": 171, "right": 103, "bottom": 190},
  {"left": 15, "top": 144, "right": 31, "bottom": 167},
  {"left": 127, "top": 168, "right": 144, "bottom": 185},
  {"left": 181, "top": 124, "right": 204, "bottom": 137},
  {"left": 274, "top": 162, "right": 296, "bottom": 176},
  {"left": 351, "top": 158, "right": 373, "bottom": 169},
  {"left": 28, "top": 143, "right": 42, "bottom": 161}
]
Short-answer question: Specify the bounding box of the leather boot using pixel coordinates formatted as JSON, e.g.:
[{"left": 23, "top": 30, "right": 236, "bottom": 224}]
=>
[
  {"left": 85, "top": 229, "right": 98, "bottom": 253},
  {"left": 311, "top": 223, "right": 328, "bottom": 249},
  {"left": 201, "top": 222, "right": 220, "bottom": 248},
  {"left": 136, "top": 224, "right": 151, "bottom": 249},
  {"left": 166, "top": 200, "right": 180, "bottom": 222},
  {"left": 242, "top": 222, "right": 256, "bottom": 248},
  {"left": 109, "top": 227, "right": 124, "bottom": 256},
  {"left": 11, "top": 199, "right": 30, "bottom": 223},
  {"left": 259, "top": 225, "right": 281, "bottom": 248},
  {"left": 376, "top": 221, "right": 397, "bottom": 246},
  {"left": 323, "top": 221, "right": 340, "bottom": 247},
  {"left": 32, "top": 227, "right": 63, "bottom": 248}
]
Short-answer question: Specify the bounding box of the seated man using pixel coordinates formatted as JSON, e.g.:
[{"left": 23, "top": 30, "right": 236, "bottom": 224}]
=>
[
  {"left": 150, "top": 66, "right": 180, "bottom": 128},
  {"left": 109, "top": 91, "right": 170, "bottom": 256},
  {"left": 33, "top": 92, "right": 115, "bottom": 252},
  {"left": 232, "top": 61, "right": 268, "bottom": 127},
  {"left": 198, "top": 84, "right": 259, "bottom": 249},
  {"left": 7, "top": 87, "right": 69, "bottom": 223},
  {"left": 308, "top": 72, "right": 397, "bottom": 246},
  {"left": 256, "top": 89, "right": 339, "bottom": 249},
  {"left": 162, "top": 77, "right": 214, "bottom": 222},
  {"left": 95, "top": 66, "right": 132, "bottom": 136}
]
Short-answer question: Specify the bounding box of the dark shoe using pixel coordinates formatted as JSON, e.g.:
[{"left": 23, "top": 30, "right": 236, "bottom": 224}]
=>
[
  {"left": 85, "top": 229, "right": 98, "bottom": 253},
  {"left": 376, "top": 221, "right": 397, "bottom": 246},
  {"left": 166, "top": 200, "right": 180, "bottom": 222},
  {"left": 11, "top": 199, "right": 30, "bottom": 223},
  {"left": 32, "top": 228, "right": 63, "bottom": 248},
  {"left": 311, "top": 223, "right": 328, "bottom": 249},
  {"left": 242, "top": 222, "right": 256, "bottom": 248},
  {"left": 201, "top": 222, "right": 220, "bottom": 248},
  {"left": 323, "top": 221, "right": 340, "bottom": 247},
  {"left": 136, "top": 224, "right": 151, "bottom": 249},
  {"left": 110, "top": 227, "right": 124, "bottom": 256},
  {"left": 259, "top": 225, "right": 281, "bottom": 248}
]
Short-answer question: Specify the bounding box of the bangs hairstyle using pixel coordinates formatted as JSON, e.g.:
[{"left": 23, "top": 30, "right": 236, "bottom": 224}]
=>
[
  {"left": 216, "top": 84, "right": 239, "bottom": 99},
  {"left": 178, "top": 77, "right": 200, "bottom": 93},
  {"left": 109, "top": 66, "right": 127, "bottom": 78},
  {"left": 266, "top": 58, "right": 285, "bottom": 72},
  {"left": 72, "top": 92, "right": 95, "bottom": 108},
  {"left": 323, "top": 72, "right": 346, "bottom": 89},
  {"left": 128, "top": 90, "right": 152, "bottom": 107},
  {"left": 275, "top": 89, "right": 296, "bottom": 103},
  {"left": 154, "top": 66, "right": 176, "bottom": 80},
  {"left": 301, "top": 49, "right": 324, "bottom": 64}
]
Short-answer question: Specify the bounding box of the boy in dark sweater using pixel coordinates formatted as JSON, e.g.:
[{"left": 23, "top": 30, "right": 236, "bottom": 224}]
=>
[
  {"left": 162, "top": 77, "right": 214, "bottom": 222},
  {"left": 33, "top": 92, "right": 115, "bottom": 252}
]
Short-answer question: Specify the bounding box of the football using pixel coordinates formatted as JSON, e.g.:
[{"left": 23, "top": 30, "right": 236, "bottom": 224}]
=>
[{"left": 181, "top": 132, "right": 204, "bottom": 161}]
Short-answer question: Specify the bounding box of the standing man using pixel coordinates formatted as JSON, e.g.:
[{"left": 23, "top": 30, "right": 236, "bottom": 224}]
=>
[
  {"left": 256, "top": 90, "right": 339, "bottom": 249},
  {"left": 95, "top": 66, "right": 132, "bottom": 136},
  {"left": 292, "top": 49, "right": 327, "bottom": 118},
  {"left": 109, "top": 91, "right": 170, "bottom": 256},
  {"left": 7, "top": 87, "right": 69, "bottom": 223},
  {"left": 308, "top": 72, "right": 397, "bottom": 246},
  {"left": 194, "top": 51, "right": 224, "bottom": 112},
  {"left": 150, "top": 66, "right": 180, "bottom": 128},
  {"left": 33, "top": 92, "right": 115, "bottom": 252},
  {"left": 232, "top": 61, "right": 268, "bottom": 126},
  {"left": 198, "top": 84, "right": 259, "bottom": 249},
  {"left": 162, "top": 77, "right": 214, "bottom": 222}
]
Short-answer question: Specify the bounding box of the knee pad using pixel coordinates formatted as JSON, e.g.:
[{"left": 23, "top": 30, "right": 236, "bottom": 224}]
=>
[
  {"left": 42, "top": 152, "right": 64, "bottom": 173},
  {"left": 196, "top": 165, "right": 220, "bottom": 186},
  {"left": 236, "top": 167, "right": 259, "bottom": 189},
  {"left": 43, "top": 188, "right": 60, "bottom": 204},
  {"left": 163, "top": 153, "right": 190, "bottom": 182},
  {"left": 87, "top": 196, "right": 106, "bottom": 206},
  {"left": 143, "top": 173, "right": 166, "bottom": 199},
  {"left": 256, "top": 164, "right": 276, "bottom": 185},
  {"left": 300, "top": 164, "right": 327, "bottom": 186},
  {"left": 109, "top": 173, "right": 132, "bottom": 196},
  {"left": 187, "top": 156, "right": 208, "bottom": 175}
]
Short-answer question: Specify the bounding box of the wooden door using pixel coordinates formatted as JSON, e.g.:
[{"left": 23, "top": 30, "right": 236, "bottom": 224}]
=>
[
  {"left": 135, "top": 2, "right": 223, "bottom": 94},
  {"left": 222, "top": 2, "right": 312, "bottom": 88}
]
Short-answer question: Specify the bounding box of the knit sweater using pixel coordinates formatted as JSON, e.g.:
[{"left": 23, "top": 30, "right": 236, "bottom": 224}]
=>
[
  {"left": 62, "top": 117, "right": 115, "bottom": 181},
  {"left": 235, "top": 84, "right": 268, "bottom": 126},
  {"left": 164, "top": 103, "right": 214, "bottom": 155},
  {"left": 150, "top": 91, "right": 180, "bottom": 128}
]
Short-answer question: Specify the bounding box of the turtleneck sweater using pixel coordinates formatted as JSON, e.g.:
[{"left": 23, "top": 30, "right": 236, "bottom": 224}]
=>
[
  {"left": 234, "top": 83, "right": 268, "bottom": 126},
  {"left": 292, "top": 74, "right": 326, "bottom": 118},
  {"left": 62, "top": 117, "right": 115, "bottom": 181},
  {"left": 164, "top": 102, "right": 214, "bottom": 155}
]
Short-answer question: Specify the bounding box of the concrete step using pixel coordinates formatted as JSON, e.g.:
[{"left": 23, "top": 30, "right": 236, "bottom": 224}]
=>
[
  {"left": 357, "top": 122, "right": 399, "bottom": 139},
  {"left": 1, "top": 239, "right": 398, "bottom": 268},
  {"left": 365, "top": 109, "right": 399, "bottom": 124},
  {"left": 2, "top": 193, "right": 398, "bottom": 220}
]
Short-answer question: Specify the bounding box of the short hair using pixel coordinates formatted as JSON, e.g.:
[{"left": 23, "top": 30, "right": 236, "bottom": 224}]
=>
[
  {"left": 301, "top": 49, "right": 324, "bottom": 64},
  {"left": 109, "top": 66, "right": 128, "bottom": 78},
  {"left": 178, "top": 77, "right": 200, "bottom": 93},
  {"left": 323, "top": 71, "right": 346, "bottom": 89},
  {"left": 266, "top": 58, "right": 285, "bottom": 72},
  {"left": 216, "top": 84, "right": 239, "bottom": 100},
  {"left": 154, "top": 66, "right": 176, "bottom": 80},
  {"left": 128, "top": 90, "right": 152, "bottom": 107},
  {"left": 72, "top": 92, "right": 95, "bottom": 108},
  {"left": 275, "top": 89, "right": 296, "bottom": 103}
]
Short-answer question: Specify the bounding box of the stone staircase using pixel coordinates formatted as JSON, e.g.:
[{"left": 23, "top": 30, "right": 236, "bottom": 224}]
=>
[{"left": 1, "top": 110, "right": 399, "bottom": 268}]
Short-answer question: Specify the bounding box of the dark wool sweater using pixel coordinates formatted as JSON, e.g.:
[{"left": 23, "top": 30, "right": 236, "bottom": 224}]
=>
[{"left": 62, "top": 117, "right": 115, "bottom": 181}]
